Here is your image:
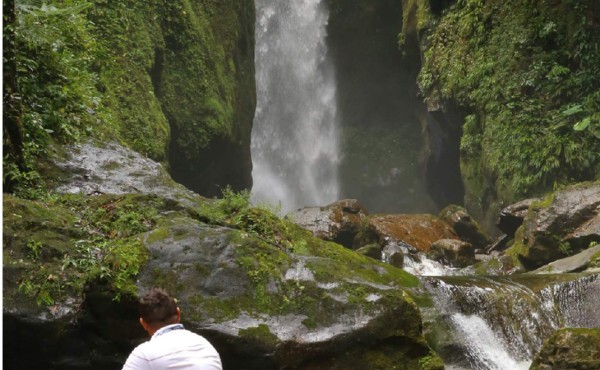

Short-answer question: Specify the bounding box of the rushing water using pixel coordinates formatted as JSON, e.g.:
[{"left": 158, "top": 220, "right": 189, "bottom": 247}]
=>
[
  {"left": 421, "top": 273, "right": 600, "bottom": 370},
  {"left": 251, "top": 0, "right": 340, "bottom": 212}
]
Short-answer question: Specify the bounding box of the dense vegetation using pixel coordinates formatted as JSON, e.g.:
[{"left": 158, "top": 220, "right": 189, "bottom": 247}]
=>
[
  {"left": 416, "top": 0, "right": 600, "bottom": 221},
  {"left": 3, "top": 0, "right": 255, "bottom": 198}
]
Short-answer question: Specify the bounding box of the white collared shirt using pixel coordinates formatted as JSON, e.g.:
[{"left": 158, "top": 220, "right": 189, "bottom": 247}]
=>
[{"left": 122, "top": 324, "right": 222, "bottom": 370}]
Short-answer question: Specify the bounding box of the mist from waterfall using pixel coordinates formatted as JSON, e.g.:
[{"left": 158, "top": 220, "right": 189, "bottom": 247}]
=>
[{"left": 251, "top": 0, "right": 340, "bottom": 212}]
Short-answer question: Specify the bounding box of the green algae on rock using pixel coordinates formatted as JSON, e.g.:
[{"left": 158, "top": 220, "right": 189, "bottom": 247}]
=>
[{"left": 530, "top": 328, "right": 600, "bottom": 370}]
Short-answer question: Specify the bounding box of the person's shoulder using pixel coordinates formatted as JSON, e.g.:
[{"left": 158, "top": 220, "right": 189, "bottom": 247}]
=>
[{"left": 129, "top": 339, "right": 154, "bottom": 357}]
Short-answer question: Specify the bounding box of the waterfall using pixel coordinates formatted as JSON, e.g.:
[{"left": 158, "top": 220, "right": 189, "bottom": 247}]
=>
[
  {"left": 251, "top": 0, "right": 340, "bottom": 212},
  {"left": 422, "top": 274, "right": 600, "bottom": 370}
]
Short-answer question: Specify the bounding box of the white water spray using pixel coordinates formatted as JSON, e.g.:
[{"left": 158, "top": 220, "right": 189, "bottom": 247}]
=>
[
  {"left": 449, "top": 314, "right": 532, "bottom": 370},
  {"left": 251, "top": 0, "right": 340, "bottom": 212}
]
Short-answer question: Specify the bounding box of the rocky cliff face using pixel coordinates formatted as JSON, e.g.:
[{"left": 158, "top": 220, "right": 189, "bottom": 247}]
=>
[
  {"left": 3, "top": 0, "right": 256, "bottom": 199},
  {"left": 403, "top": 0, "right": 600, "bottom": 233},
  {"left": 158, "top": 1, "right": 256, "bottom": 197}
]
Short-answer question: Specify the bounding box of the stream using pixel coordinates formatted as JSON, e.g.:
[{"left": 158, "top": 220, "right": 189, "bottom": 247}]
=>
[{"left": 414, "top": 256, "right": 600, "bottom": 369}]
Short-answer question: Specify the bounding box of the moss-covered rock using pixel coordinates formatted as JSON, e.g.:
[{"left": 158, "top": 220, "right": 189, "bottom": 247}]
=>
[
  {"left": 530, "top": 328, "right": 600, "bottom": 370},
  {"left": 137, "top": 213, "right": 440, "bottom": 369},
  {"left": 4, "top": 0, "right": 255, "bottom": 198},
  {"left": 507, "top": 182, "right": 600, "bottom": 269},
  {"left": 157, "top": 1, "right": 256, "bottom": 196}
]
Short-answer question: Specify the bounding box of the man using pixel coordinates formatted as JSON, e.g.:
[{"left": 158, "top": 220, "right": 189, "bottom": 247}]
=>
[{"left": 123, "top": 288, "right": 223, "bottom": 370}]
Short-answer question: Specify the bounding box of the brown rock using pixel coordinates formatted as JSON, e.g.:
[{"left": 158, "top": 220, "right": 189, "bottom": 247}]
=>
[
  {"left": 367, "top": 214, "right": 459, "bottom": 252},
  {"left": 439, "top": 204, "right": 491, "bottom": 250},
  {"left": 290, "top": 199, "right": 368, "bottom": 248},
  {"left": 428, "top": 239, "right": 475, "bottom": 268}
]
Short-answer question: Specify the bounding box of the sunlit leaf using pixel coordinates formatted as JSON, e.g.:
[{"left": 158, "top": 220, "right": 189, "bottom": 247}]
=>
[
  {"left": 562, "top": 104, "right": 583, "bottom": 116},
  {"left": 573, "top": 117, "right": 590, "bottom": 131}
]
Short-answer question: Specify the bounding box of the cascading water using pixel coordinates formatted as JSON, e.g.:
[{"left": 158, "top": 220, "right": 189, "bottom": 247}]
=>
[
  {"left": 251, "top": 0, "right": 340, "bottom": 212},
  {"left": 420, "top": 274, "right": 600, "bottom": 370}
]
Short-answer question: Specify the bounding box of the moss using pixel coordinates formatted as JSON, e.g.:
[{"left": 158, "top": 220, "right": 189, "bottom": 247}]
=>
[
  {"left": 304, "top": 337, "right": 443, "bottom": 370},
  {"left": 238, "top": 324, "right": 279, "bottom": 348},
  {"left": 530, "top": 193, "right": 556, "bottom": 210},
  {"left": 506, "top": 225, "right": 528, "bottom": 258},
  {"left": 145, "top": 227, "right": 171, "bottom": 245},
  {"left": 419, "top": 0, "right": 600, "bottom": 222},
  {"left": 3, "top": 193, "right": 174, "bottom": 305},
  {"left": 418, "top": 354, "right": 445, "bottom": 370},
  {"left": 402, "top": 0, "right": 432, "bottom": 36},
  {"left": 588, "top": 250, "right": 600, "bottom": 268},
  {"left": 187, "top": 294, "right": 245, "bottom": 323},
  {"left": 5, "top": 0, "right": 255, "bottom": 195},
  {"left": 530, "top": 328, "right": 600, "bottom": 370}
]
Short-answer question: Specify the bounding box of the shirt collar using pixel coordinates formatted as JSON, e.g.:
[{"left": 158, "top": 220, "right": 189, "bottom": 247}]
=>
[{"left": 152, "top": 323, "right": 184, "bottom": 339}]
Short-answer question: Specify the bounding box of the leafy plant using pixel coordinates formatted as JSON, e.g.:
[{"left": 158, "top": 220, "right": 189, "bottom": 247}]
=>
[
  {"left": 419, "top": 0, "right": 600, "bottom": 204},
  {"left": 26, "top": 240, "right": 43, "bottom": 260}
]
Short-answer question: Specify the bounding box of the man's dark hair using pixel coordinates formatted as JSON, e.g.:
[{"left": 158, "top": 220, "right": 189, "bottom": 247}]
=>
[{"left": 139, "top": 287, "right": 178, "bottom": 325}]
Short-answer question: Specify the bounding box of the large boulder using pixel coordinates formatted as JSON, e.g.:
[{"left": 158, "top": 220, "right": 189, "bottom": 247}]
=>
[
  {"left": 290, "top": 199, "right": 368, "bottom": 248},
  {"left": 530, "top": 328, "right": 600, "bottom": 370},
  {"left": 532, "top": 244, "right": 600, "bottom": 274},
  {"left": 510, "top": 182, "right": 600, "bottom": 269},
  {"left": 366, "top": 214, "right": 459, "bottom": 253},
  {"left": 3, "top": 143, "right": 443, "bottom": 370},
  {"left": 137, "top": 218, "right": 440, "bottom": 370},
  {"left": 52, "top": 141, "right": 200, "bottom": 208}
]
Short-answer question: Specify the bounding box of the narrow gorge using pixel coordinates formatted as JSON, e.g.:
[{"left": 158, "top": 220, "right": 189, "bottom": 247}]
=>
[{"left": 3, "top": 0, "right": 599, "bottom": 369}]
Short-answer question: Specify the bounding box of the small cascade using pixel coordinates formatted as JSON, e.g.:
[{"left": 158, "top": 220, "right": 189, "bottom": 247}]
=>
[
  {"left": 538, "top": 273, "right": 600, "bottom": 328},
  {"left": 447, "top": 314, "right": 532, "bottom": 370},
  {"left": 421, "top": 274, "right": 600, "bottom": 370},
  {"left": 381, "top": 240, "right": 461, "bottom": 276},
  {"left": 251, "top": 0, "right": 340, "bottom": 212}
]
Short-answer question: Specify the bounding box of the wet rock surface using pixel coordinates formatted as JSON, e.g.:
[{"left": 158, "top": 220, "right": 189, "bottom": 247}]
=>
[
  {"left": 439, "top": 205, "right": 491, "bottom": 251},
  {"left": 367, "top": 214, "right": 459, "bottom": 253},
  {"left": 289, "top": 199, "right": 368, "bottom": 248},
  {"left": 495, "top": 198, "right": 538, "bottom": 237},
  {"left": 52, "top": 141, "right": 199, "bottom": 208},
  {"left": 533, "top": 244, "right": 600, "bottom": 274},
  {"left": 530, "top": 328, "right": 600, "bottom": 370},
  {"left": 512, "top": 182, "right": 600, "bottom": 269},
  {"left": 428, "top": 239, "right": 475, "bottom": 268}
]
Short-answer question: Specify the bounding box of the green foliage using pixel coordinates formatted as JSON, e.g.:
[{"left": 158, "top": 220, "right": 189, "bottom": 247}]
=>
[
  {"left": 558, "top": 241, "right": 573, "bottom": 256},
  {"left": 402, "top": 0, "right": 432, "bottom": 36},
  {"left": 238, "top": 324, "right": 279, "bottom": 348},
  {"left": 4, "top": 1, "right": 104, "bottom": 193},
  {"left": 199, "top": 187, "right": 294, "bottom": 249},
  {"left": 12, "top": 194, "right": 160, "bottom": 305},
  {"left": 62, "top": 239, "right": 147, "bottom": 300},
  {"left": 26, "top": 240, "right": 43, "bottom": 260},
  {"left": 420, "top": 0, "right": 600, "bottom": 202},
  {"left": 4, "top": 0, "right": 254, "bottom": 196}
]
